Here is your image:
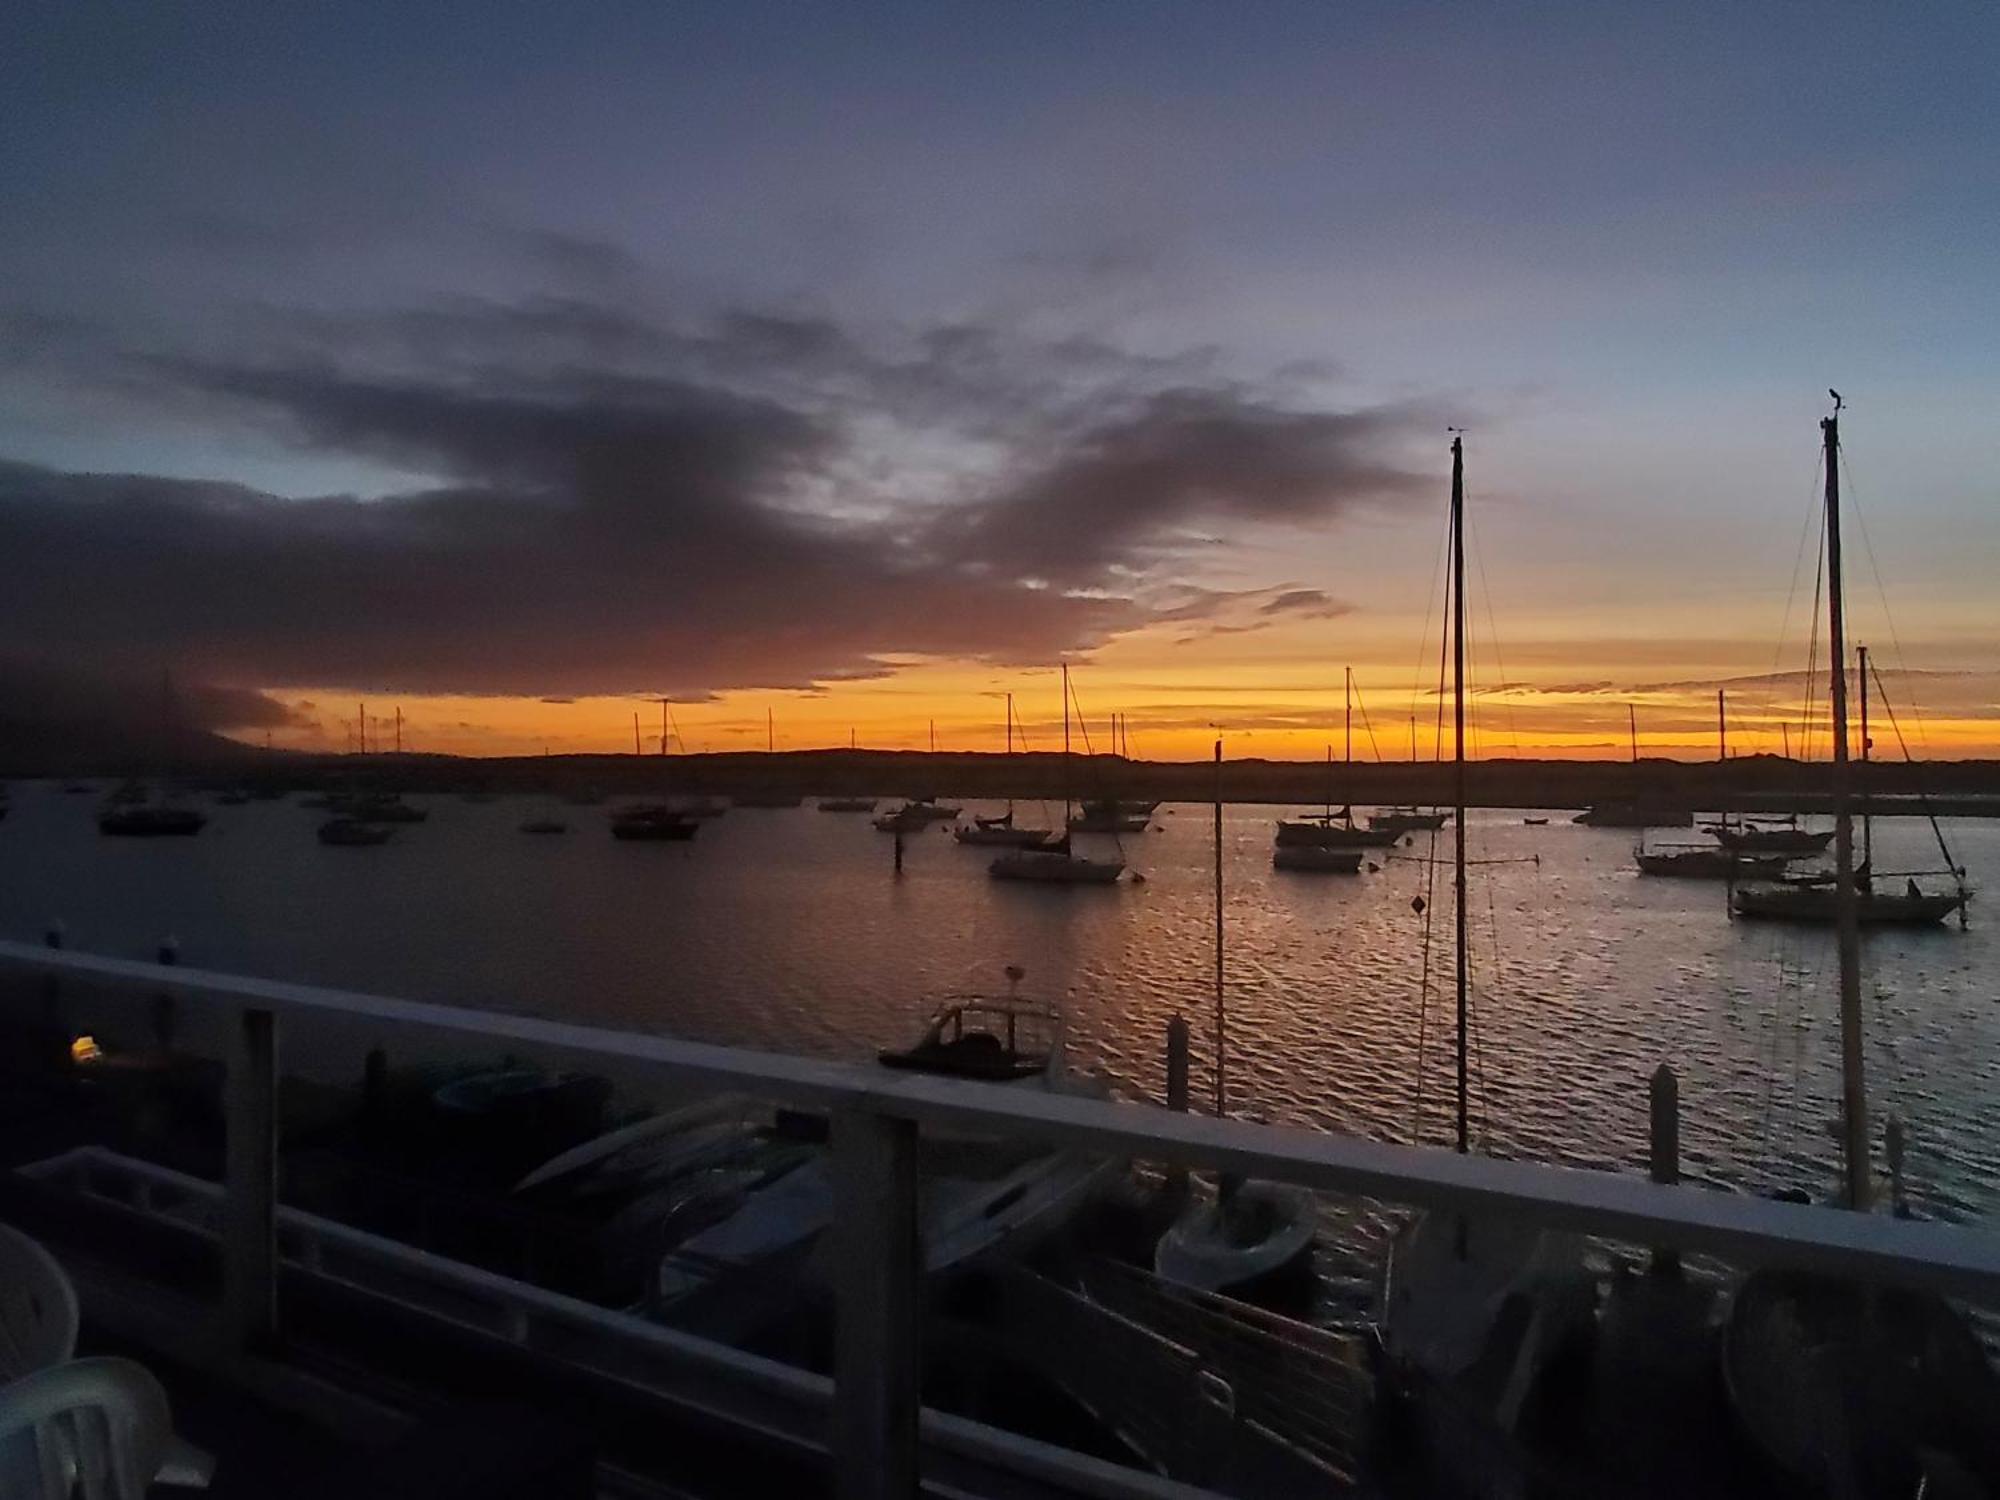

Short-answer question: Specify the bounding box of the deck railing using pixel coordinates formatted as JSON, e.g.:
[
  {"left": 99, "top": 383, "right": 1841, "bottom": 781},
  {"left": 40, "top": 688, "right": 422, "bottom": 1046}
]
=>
[{"left": 6, "top": 937, "right": 2000, "bottom": 1499}]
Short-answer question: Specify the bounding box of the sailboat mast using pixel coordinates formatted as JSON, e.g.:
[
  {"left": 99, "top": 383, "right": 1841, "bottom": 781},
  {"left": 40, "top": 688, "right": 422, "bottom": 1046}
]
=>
[
  {"left": 1450, "top": 432, "right": 1470, "bottom": 1156},
  {"left": 1004, "top": 692, "right": 1014, "bottom": 818},
  {"left": 1718, "top": 689, "right": 1728, "bottom": 831},
  {"left": 1213, "top": 737, "right": 1225, "bottom": 1118},
  {"left": 1823, "top": 399, "right": 1869, "bottom": 1210},
  {"left": 1061, "top": 664, "right": 1071, "bottom": 829},
  {"left": 661, "top": 700, "right": 669, "bottom": 756},
  {"left": 767, "top": 708, "right": 774, "bottom": 754},
  {"left": 1858, "top": 644, "right": 1871, "bottom": 873},
  {"left": 1628, "top": 703, "right": 1638, "bottom": 765}
]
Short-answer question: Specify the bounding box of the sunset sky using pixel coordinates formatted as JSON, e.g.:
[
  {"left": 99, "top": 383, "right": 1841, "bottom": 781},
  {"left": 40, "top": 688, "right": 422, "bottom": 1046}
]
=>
[{"left": 3, "top": 3, "right": 1995, "bottom": 760}]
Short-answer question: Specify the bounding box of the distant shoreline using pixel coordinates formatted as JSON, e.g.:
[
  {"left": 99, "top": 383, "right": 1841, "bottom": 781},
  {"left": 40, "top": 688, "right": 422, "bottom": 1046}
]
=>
[{"left": 21, "top": 744, "right": 2000, "bottom": 816}]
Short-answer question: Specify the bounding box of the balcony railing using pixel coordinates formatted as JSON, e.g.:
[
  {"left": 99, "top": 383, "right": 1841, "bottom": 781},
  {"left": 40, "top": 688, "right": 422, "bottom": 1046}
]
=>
[{"left": 5, "top": 936, "right": 2000, "bottom": 1498}]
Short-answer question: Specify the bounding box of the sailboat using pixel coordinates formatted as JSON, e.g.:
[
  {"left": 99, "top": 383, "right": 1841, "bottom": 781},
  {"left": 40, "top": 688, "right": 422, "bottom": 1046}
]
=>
[
  {"left": 1381, "top": 432, "right": 1591, "bottom": 1426},
  {"left": 1731, "top": 405, "right": 1970, "bottom": 926},
  {"left": 1156, "top": 741, "right": 1317, "bottom": 1297},
  {"left": 1721, "top": 395, "right": 1998, "bottom": 1494},
  {"left": 991, "top": 665, "right": 1125, "bottom": 884},
  {"left": 1637, "top": 689, "right": 1794, "bottom": 878},
  {"left": 1276, "top": 671, "right": 1401, "bottom": 859},
  {"left": 956, "top": 693, "right": 1058, "bottom": 848}
]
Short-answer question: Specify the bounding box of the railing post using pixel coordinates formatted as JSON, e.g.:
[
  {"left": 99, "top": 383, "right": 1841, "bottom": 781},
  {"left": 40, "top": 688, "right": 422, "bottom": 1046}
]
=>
[
  {"left": 224, "top": 1004, "right": 279, "bottom": 1355},
  {"left": 1649, "top": 1063, "right": 1680, "bottom": 1277},
  {"left": 831, "top": 1108, "right": 920, "bottom": 1500}
]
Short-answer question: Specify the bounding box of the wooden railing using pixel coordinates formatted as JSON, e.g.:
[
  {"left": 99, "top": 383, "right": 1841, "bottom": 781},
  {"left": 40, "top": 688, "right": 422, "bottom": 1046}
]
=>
[{"left": 5, "top": 937, "right": 2000, "bottom": 1499}]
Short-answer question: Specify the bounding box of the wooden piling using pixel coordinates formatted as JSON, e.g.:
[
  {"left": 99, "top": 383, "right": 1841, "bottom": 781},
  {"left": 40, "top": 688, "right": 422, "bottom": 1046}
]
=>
[{"left": 1649, "top": 1063, "right": 1680, "bottom": 1276}]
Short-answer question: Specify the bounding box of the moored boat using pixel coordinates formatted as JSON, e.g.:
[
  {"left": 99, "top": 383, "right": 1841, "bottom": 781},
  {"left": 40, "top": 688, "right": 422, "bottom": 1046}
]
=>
[
  {"left": 99, "top": 804, "right": 206, "bottom": 837},
  {"left": 1369, "top": 806, "right": 1449, "bottom": 835},
  {"left": 1272, "top": 843, "right": 1364, "bottom": 874},
  {"left": 611, "top": 804, "right": 700, "bottom": 841},
  {"left": 318, "top": 817, "right": 393, "bottom": 845},
  {"left": 1634, "top": 844, "right": 1789, "bottom": 879}
]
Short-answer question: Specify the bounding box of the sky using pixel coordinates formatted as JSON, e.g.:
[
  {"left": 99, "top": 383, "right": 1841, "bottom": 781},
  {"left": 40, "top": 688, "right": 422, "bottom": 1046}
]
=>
[{"left": 2, "top": 1, "right": 1996, "bottom": 760}]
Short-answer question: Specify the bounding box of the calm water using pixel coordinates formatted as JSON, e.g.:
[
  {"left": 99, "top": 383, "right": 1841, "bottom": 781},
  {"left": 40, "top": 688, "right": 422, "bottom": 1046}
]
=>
[{"left": 4, "top": 781, "right": 1997, "bottom": 1232}]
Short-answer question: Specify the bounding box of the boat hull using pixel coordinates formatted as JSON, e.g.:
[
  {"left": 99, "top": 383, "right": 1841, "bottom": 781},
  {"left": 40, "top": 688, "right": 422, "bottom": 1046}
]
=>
[
  {"left": 953, "top": 825, "right": 1059, "bottom": 848},
  {"left": 1275, "top": 820, "right": 1400, "bottom": 848},
  {"left": 1730, "top": 885, "right": 1966, "bottom": 924},
  {"left": 1272, "top": 845, "right": 1364, "bottom": 874},
  {"left": 1634, "top": 849, "right": 1790, "bottom": 879},
  {"left": 1154, "top": 1181, "right": 1317, "bottom": 1297},
  {"left": 990, "top": 852, "right": 1124, "bottom": 884}
]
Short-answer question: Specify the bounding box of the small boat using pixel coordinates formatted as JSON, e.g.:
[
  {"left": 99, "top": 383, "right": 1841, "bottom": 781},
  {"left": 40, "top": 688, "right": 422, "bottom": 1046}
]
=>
[
  {"left": 1573, "top": 801, "right": 1692, "bottom": 828},
  {"left": 1522, "top": 817, "right": 1548, "bottom": 826},
  {"left": 519, "top": 818, "right": 569, "bottom": 835},
  {"left": 98, "top": 804, "right": 206, "bottom": 837},
  {"left": 1275, "top": 815, "right": 1399, "bottom": 848},
  {"left": 611, "top": 804, "right": 700, "bottom": 841},
  {"left": 955, "top": 821, "right": 1061, "bottom": 848},
  {"left": 1634, "top": 844, "right": 1789, "bottom": 879},
  {"left": 1067, "top": 798, "right": 1152, "bottom": 834},
  {"left": 873, "top": 797, "right": 960, "bottom": 830},
  {"left": 816, "top": 796, "right": 878, "bottom": 813},
  {"left": 1369, "top": 806, "right": 1449, "bottom": 835},
  {"left": 877, "top": 1001, "right": 1063, "bottom": 1081},
  {"left": 318, "top": 817, "right": 393, "bottom": 846},
  {"left": 344, "top": 795, "right": 429, "bottom": 824},
  {"left": 990, "top": 844, "right": 1124, "bottom": 883},
  {"left": 731, "top": 791, "right": 803, "bottom": 809},
  {"left": 1155, "top": 1180, "right": 1317, "bottom": 1296},
  {"left": 1272, "top": 843, "right": 1363, "bottom": 874},
  {"left": 1711, "top": 822, "right": 1833, "bottom": 856}
]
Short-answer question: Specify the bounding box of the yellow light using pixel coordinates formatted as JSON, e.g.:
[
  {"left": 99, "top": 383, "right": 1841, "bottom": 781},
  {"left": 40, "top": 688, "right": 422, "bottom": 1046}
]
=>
[{"left": 70, "top": 1035, "right": 102, "bottom": 1064}]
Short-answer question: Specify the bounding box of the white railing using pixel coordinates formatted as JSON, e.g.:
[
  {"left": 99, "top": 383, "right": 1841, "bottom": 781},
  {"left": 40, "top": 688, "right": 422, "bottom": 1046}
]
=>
[{"left": 6, "top": 937, "right": 2000, "bottom": 1499}]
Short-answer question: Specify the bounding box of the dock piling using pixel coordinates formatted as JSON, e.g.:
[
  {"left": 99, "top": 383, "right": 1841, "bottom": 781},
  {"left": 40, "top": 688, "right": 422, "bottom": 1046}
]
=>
[{"left": 1649, "top": 1063, "right": 1681, "bottom": 1276}]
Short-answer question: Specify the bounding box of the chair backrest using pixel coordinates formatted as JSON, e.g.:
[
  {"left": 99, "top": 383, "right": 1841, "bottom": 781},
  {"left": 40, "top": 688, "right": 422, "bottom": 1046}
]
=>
[
  {"left": 0, "top": 1223, "right": 78, "bottom": 1380},
  {"left": 0, "top": 1356, "right": 173, "bottom": 1500}
]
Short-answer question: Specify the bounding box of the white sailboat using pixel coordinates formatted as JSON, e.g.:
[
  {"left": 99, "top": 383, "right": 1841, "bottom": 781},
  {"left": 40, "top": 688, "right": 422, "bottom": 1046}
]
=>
[
  {"left": 1155, "top": 741, "right": 1318, "bottom": 1297},
  {"left": 991, "top": 664, "right": 1125, "bottom": 884},
  {"left": 1380, "top": 432, "right": 1590, "bottom": 1420}
]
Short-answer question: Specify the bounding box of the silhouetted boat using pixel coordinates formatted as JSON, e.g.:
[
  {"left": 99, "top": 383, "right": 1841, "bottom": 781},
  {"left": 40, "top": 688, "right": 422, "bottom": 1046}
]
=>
[
  {"left": 99, "top": 804, "right": 206, "bottom": 837},
  {"left": 342, "top": 795, "right": 428, "bottom": 824},
  {"left": 1272, "top": 843, "right": 1364, "bottom": 874},
  {"left": 1733, "top": 878, "right": 1966, "bottom": 924},
  {"left": 877, "top": 1000, "right": 1064, "bottom": 1081},
  {"left": 1369, "top": 807, "right": 1448, "bottom": 834},
  {"left": 1521, "top": 816, "right": 1548, "bottom": 825},
  {"left": 611, "top": 805, "right": 700, "bottom": 841},
  {"left": 1633, "top": 844, "right": 1788, "bottom": 879},
  {"left": 1066, "top": 798, "right": 1152, "bottom": 834},
  {"left": 994, "top": 666, "right": 1125, "bottom": 884},
  {"left": 874, "top": 797, "right": 959, "bottom": 830},
  {"left": 318, "top": 818, "right": 393, "bottom": 846},
  {"left": 1276, "top": 673, "right": 1400, "bottom": 855},
  {"left": 1573, "top": 801, "right": 1692, "bottom": 828},
  {"left": 1711, "top": 821, "right": 1833, "bottom": 856},
  {"left": 958, "top": 693, "right": 1058, "bottom": 847}
]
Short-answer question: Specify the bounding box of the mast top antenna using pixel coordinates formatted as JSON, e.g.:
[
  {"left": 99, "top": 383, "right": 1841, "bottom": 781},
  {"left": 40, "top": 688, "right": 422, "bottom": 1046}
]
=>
[{"left": 1828, "top": 388, "right": 1843, "bottom": 412}]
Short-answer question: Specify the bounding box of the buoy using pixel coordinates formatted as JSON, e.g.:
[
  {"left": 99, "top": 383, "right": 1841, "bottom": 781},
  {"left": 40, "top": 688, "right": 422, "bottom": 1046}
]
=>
[{"left": 1410, "top": 895, "right": 1426, "bottom": 915}]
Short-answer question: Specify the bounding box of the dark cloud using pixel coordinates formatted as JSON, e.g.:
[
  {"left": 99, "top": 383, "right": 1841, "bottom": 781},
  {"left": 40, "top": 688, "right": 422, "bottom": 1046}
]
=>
[{"left": 0, "top": 296, "right": 1429, "bottom": 700}]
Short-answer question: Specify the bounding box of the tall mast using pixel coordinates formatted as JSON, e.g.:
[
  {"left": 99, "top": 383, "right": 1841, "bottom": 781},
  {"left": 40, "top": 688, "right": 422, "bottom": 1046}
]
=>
[
  {"left": 1061, "top": 664, "right": 1071, "bottom": 829},
  {"left": 660, "top": 700, "right": 668, "bottom": 756},
  {"left": 767, "top": 708, "right": 774, "bottom": 754},
  {"left": 1213, "top": 737, "right": 1225, "bottom": 1118},
  {"left": 633, "top": 713, "right": 641, "bottom": 756},
  {"left": 395, "top": 706, "right": 403, "bottom": 755},
  {"left": 1858, "top": 644, "right": 1871, "bottom": 872},
  {"left": 1342, "top": 667, "right": 1352, "bottom": 827},
  {"left": 1628, "top": 703, "right": 1638, "bottom": 765},
  {"left": 1004, "top": 692, "right": 1014, "bottom": 818},
  {"left": 358, "top": 702, "right": 366, "bottom": 756},
  {"left": 1450, "top": 432, "right": 1470, "bottom": 1156},
  {"left": 1824, "top": 396, "right": 1869, "bottom": 1211},
  {"left": 1718, "top": 689, "right": 1728, "bottom": 831}
]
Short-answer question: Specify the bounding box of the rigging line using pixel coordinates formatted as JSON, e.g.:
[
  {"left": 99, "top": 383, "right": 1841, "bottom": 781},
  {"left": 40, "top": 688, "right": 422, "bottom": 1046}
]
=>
[
  {"left": 1867, "top": 658, "right": 1967, "bottom": 892},
  {"left": 1412, "top": 824, "right": 1446, "bottom": 1144},
  {"left": 1409, "top": 499, "right": 1453, "bottom": 749},
  {"left": 1432, "top": 544, "right": 1452, "bottom": 772},
  {"left": 1757, "top": 448, "right": 1834, "bottom": 748},
  {"left": 1802, "top": 524, "right": 1826, "bottom": 763},
  {"left": 1351, "top": 679, "right": 1386, "bottom": 764},
  {"left": 1465, "top": 505, "right": 1525, "bottom": 758},
  {"left": 1842, "top": 448, "right": 1935, "bottom": 757}
]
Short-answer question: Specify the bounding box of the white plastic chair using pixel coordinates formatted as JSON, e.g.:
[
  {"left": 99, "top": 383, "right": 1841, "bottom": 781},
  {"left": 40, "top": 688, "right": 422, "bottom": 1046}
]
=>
[
  {"left": 0, "top": 1222, "right": 79, "bottom": 1381},
  {"left": 0, "top": 1356, "right": 173, "bottom": 1498}
]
